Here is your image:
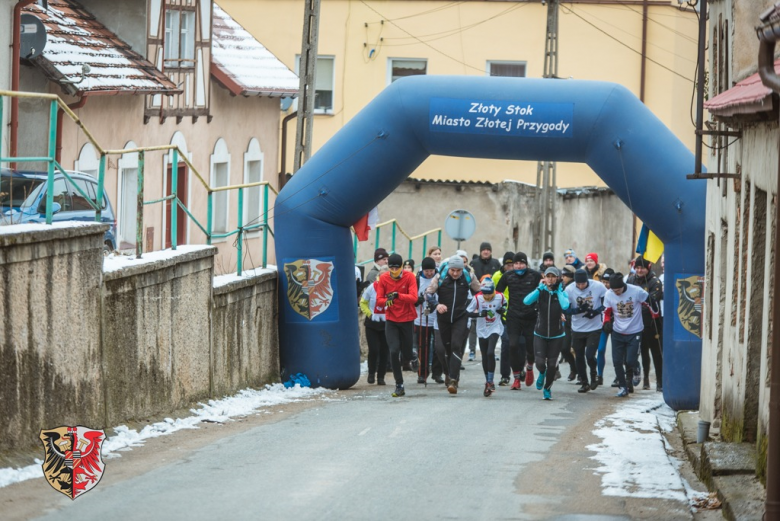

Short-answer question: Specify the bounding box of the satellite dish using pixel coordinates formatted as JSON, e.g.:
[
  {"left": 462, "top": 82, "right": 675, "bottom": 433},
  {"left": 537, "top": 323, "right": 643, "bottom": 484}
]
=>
[
  {"left": 280, "top": 97, "right": 294, "bottom": 111},
  {"left": 20, "top": 14, "right": 46, "bottom": 59},
  {"left": 444, "top": 209, "right": 476, "bottom": 248}
]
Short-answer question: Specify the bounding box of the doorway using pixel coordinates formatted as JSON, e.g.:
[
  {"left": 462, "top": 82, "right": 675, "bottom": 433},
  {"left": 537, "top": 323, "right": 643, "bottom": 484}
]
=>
[{"left": 165, "top": 163, "right": 188, "bottom": 248}]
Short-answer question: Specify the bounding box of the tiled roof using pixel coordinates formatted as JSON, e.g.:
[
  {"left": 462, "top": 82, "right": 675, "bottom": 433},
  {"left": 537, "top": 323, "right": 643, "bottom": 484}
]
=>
[
  {"left": 704, "top": 60, "right": 780, "bottom": 117},
  {"left": 211, "top": 3, "right": 299, "bottom": 97},
  {"left": 25, "top": 0, "right": 178, "bottom": 96}
]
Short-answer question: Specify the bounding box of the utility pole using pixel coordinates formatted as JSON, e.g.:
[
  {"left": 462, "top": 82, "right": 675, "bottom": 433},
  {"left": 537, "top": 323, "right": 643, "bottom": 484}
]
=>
[
  {"left": 533, "top": 0, "right": 559, "bottom": 259},
  {"left": 293, "top": 0, "right": 321, "bottom": 173}
]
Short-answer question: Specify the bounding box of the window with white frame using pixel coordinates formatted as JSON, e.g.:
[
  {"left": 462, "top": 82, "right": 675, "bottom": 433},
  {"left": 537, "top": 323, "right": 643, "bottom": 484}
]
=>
[
  {"left": 295, "top": 55, "right": 334, "bottom": 113},
  {"left": 487, "top": 61, "right": 526, "bottom": 78},
  {"left": 75, "top": 142, "right": 99, "bottom": 176},
  {"left": 164, "top": 6, "right": 196, "bottom": 68},
  {"left": 243, "top": 138, "right": 264, "bottom": 234},
  {"left": 210, "top": 139, "right": 231, "bottom": 235},
  {"left": 389, "top": 58, "right": 427, "bottom": 84}
]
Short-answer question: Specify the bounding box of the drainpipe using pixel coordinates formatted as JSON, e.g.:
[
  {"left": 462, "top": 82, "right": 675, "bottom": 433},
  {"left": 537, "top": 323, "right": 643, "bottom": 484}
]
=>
[
  {"left": 693, "top": 0, "right": 708, "bottom": 177},
  {"left": 55, "top": 96, "right": 86, "bottom": 164},
  {"left": 757, "top": 5, "right": 780, "bottom": 520},
  {"left": 10, "top": 0, "right": 37, "bottom": 165},
  {"left": 279, "top": 110, "right": 297, "bottom": 190}
]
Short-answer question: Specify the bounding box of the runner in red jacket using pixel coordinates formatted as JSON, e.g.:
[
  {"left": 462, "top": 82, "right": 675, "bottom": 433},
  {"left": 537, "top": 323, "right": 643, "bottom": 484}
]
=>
[{"left": 376, "top": 253, "right": 419, "bottom": 397}]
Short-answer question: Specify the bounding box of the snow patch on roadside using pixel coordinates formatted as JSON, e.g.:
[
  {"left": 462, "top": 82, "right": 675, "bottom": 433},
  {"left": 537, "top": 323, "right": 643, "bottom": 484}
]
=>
[
  {"left": 0, "top": 384, "right": 330, "bottom": 488},
  {"left": 587, "top": 397, "right": 687, "bottom": 502}
]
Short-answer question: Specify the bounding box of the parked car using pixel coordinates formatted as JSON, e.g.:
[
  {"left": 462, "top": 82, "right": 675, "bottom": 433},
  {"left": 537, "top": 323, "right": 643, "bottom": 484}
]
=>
[{"left": 1, "top": 169, "right": 117, "bottom": 251}]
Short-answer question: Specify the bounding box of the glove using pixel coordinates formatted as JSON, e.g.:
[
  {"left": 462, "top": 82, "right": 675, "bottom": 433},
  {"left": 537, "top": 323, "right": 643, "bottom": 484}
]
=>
[
  {"left": 371, "top": 313, "right": 382, "bottom": 322},
  {"left": 426, "top": 302, "right": 437, "bottom": 314},
  {"left": 386, "top": 292, "right": 399, "bottom": 301},
  {"left": 603, "top": 321, "right": 613, "bottom": 334},
  {"left": 478, "top": 309, "right": 489, "bottom": 318},
  {"left": 416, "top": 295, "right": 425, "bottom": 306},
  {"left": 497, "top": 306, "right": 506, "bottom": 315},
  {"left": 579, "top": 301, "right": 592, "bottom": 312},
  {"left": 584, "top": 310, "right": 600, "bottom": 319}
]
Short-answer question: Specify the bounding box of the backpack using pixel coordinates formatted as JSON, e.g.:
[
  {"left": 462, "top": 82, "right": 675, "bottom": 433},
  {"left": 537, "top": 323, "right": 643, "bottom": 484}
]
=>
[{"left": 438, "top": 261, "right": 472, "bottom": 284}]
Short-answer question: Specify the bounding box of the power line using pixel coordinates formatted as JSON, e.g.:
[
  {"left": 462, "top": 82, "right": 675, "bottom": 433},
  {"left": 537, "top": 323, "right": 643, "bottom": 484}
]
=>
[
  {"left": 365, "top": 1, "right": 466, "bottom": 23},
  {"left": 360, "top": 0, "right": 527, "bottom": 73},
  {"left": 560, "top": 4, "right": 694, "bottom": 84}
]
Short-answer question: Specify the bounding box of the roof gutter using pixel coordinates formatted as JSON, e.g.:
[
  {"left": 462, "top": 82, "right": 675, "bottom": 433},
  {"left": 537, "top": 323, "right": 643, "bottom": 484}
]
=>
[
  {"left": 10, "top": 0, "right": 37, "bottom": 166},
  {"left": 757, "top": 4, "right": 780, "bottom": 520}
]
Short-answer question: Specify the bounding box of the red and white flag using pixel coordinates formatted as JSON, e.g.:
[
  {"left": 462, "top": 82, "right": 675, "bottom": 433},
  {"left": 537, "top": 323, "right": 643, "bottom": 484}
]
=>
[{"left": 353, "top": 207, "right": 379, "bottom": 241}]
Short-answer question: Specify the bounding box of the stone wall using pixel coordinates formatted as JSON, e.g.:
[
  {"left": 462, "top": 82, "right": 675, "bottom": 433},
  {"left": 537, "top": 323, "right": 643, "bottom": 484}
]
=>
[
  {"left": 355, "top": 179, "right": 633, "bottom": 270},
  {"left": 0, "top": 224, "right": 280, "bottom": 451}
]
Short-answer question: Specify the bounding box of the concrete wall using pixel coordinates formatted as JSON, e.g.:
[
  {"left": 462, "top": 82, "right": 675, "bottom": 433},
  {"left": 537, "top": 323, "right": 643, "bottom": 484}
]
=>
[
  {"left": 0, "top": 223, "right": 107, "bottom": 451},
  {"left": 355, "top": 179, "right": 633, "bottom": 271},
  {"left": 212, "top": 272, "right": 279, "bottom": 396},
  {"left": 79, "top": 0, "right": 147, "bottom": 54},
  {"left": 102, "top": 248, "right": 214, "bottom": 426},
  {"left": 1, "top": 223, "right": 280, "bottom": 451}
]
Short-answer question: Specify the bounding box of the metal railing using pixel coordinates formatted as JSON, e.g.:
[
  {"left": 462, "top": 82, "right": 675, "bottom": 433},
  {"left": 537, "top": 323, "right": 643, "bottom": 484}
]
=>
[
  {"left": 353, "top": 218, "right": 442, "bottom": 265},
  {"left": 0, "top": 91, "right": 274, "bottom": 275}
]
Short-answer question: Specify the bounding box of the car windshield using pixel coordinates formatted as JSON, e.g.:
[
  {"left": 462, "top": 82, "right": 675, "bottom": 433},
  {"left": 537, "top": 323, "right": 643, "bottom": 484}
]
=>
[{"left": 0, "top": 176, "right": 45, "bottom": 209}]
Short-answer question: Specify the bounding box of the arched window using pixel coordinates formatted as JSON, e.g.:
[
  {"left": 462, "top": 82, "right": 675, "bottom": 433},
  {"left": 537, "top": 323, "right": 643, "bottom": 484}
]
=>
[
  {"left": 243, "top": 138, "right": 264, "bottom": 232},
  {"left": 74, "top": 142, "right": 99, "bottom": 176},
  {"left": 117, "top": 141, "right": 138, "bottom": 248},
  {"left": 210, "top": 138, "right": 231, "bottom": 235}
]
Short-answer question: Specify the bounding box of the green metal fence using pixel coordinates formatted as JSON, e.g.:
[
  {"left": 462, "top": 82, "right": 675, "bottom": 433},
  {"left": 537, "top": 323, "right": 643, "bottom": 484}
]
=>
[
  {"left": 0, "top": 91, "right": 275, "bottom": 276},
  {"left": 353, "top": 218, "right": 442, "bottom": 265}
]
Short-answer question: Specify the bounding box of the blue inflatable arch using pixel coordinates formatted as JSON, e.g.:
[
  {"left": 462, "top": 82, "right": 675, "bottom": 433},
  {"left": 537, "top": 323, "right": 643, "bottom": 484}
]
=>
[{"left": 275, "top": 76, "right": 705, "bottom": 410}]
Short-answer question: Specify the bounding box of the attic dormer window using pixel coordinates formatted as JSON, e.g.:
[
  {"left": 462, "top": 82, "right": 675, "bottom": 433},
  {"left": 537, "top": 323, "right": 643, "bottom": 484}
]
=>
[{"left": 164, "top": 6, "right": 195, "bottom": 69}]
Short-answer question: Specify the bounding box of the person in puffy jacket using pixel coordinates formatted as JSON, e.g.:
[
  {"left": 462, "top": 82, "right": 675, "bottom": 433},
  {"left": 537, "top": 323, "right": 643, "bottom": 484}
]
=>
[
  {"left": 427, "top": 256, "right": 473, "bottom": 395},
  {"left": 522, "top": 266, "right": 570, "bottom": 400},
  {"left": 376, "top": 254, "right": 419, "bottom": 398},
  {"left": 495, "top": 252, "right": 542, "bottom": 390}
]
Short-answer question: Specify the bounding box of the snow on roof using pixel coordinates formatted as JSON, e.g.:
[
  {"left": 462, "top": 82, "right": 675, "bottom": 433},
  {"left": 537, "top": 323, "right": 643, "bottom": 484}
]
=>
[
  {"left": 211, "top": 3, "right": 299, "bottom": 98},
  {"left": 25, "top": 0, "right": 178, "bottom": 96},
  {"left": 704, "top": 60, "right": 780, "bottom": 117}
]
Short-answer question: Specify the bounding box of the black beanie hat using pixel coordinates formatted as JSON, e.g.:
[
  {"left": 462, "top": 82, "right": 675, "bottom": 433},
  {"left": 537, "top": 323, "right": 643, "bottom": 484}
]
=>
[
  {"left": 403, "top": 259, "right": 415, "bottom": 269},
  {"left": 480, "top": 242, "right": 492, "bottom": 252},
  {"left": 513, "top": 252, "right": 528, "bottom": 264},
  {"left": 502, "top": 252, "right": 515, "bottom": 265},
  {"left": 574, "top": 268, "right": 589, "bottom": 283},
  {"left": 634, "top": 256, "right": 652, "bottom": 269},
  {"left": 602, "top": 268, "right": 615, "bottom": 280},
  {"left": 543, "top": 251, "right": 554, "bottom": 261},
  {"left": 374, "top": 248, "right": 388, "bottom": 262},
  {"left": 610, "top": 272, "right": 626, "bottom": 290},
  {"left": 421, "top": 257, "right": 436, "bottom": 270},
  {"left": 388, "top": 253, "right": 403, "bottom": 268}
]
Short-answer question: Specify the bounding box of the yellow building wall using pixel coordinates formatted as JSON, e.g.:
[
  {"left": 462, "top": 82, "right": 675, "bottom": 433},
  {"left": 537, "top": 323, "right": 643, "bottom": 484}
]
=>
[{"left": 219, "top": 0, "right": 698, "bottom": 187}]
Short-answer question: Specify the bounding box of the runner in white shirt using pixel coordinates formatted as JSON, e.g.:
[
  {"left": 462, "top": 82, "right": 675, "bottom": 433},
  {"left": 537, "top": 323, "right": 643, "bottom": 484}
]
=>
[
  {"left": 466, "top": 278, "right": 506, "bottom": 397},
  {"left": 565, "top": 269, "right": 607, "bottom": 393},
  {"left": 602, "top": 272, "right": 649, "bottom": 397}
]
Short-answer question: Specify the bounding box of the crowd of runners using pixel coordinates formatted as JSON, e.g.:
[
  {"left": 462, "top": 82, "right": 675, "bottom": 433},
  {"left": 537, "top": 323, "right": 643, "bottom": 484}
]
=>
[{"left": 358, "top": 243, "right": 664, "bottom": 401}]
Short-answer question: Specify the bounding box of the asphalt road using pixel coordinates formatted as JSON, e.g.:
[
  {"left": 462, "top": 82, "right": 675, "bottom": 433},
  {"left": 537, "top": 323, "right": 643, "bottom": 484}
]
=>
[{"left": 2, "top": 350, "right": 718, "bottom": 521}]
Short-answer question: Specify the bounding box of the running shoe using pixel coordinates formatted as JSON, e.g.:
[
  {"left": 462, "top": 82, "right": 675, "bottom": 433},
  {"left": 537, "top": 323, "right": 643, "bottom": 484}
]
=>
[
  {"left": 643, "top": 377, "right": 650, "bottom": 390},
  {"left": 577, "top": 384, "right": 590, "bottom": 393},
  {"left": 367, "top": 374, "right": 375, "bottom": 384},
  {"left": 632, "top": 365, "right": 642, "bottom": 387},
  {"left": 489, "top": 382, "right": 496, "bottom": 392},
  {"left": 392, "top": 385, "right": 405, "bottom": 397},
  {"left": 483, "top": 382, "right": 493, "bottom": 397},
  {"left": 498, "top": 377, "right": 510, "bottom": 386},
  {"left": 525, "top": 365, "right": 534, "bottom": 387},
  {"left": 417, "top": 376, "right": 425, "bottom": 384},
  {"left": 468, "top": 351, "right": 476, "bottom": 362},
  {"left": 567, "top": 371, "right": 577, "bottom": 382},
  {"left": 511, "top": 377, "right": 521, "bottom": 390},
  {"left": 616, "top": 387, "right": 629, "bottom": 398},
  {"left": 543, "top": 389, "right": 552, "bottom": 400},
  {"left": 432, "top": 375, "right": 445, "bottom": 384},
  {"left": 536, "top": 371, "right": 546, "bottom": 390},
  {"left": 448, "top": 380, "right": 459, "bottom": 394},
  {"left": 590, "top": 372, "right": 599, "bottom": 391},
  {"left": 611, "top": 378, "right": 619, "bottom": 388},
  {"left": 596, "top": 375, "right": 604, "bottom": 386},
  {"left": 377, "top": 379, "right": 386, "bottom": 386}
]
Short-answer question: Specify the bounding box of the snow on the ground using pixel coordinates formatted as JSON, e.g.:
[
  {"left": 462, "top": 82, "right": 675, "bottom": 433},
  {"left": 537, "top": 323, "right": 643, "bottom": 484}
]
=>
[
  {"left": 213, "top": 265, "right": 277, "bottom": 287},
  {"left": 103, "top": 245, "right": 214, "bottom": 273},
  {"left": 0, "top": 383, "right": 330, "bottom": 489},
  {"left": 588, "top": 397, "right": 688, "bottom": 502}
]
